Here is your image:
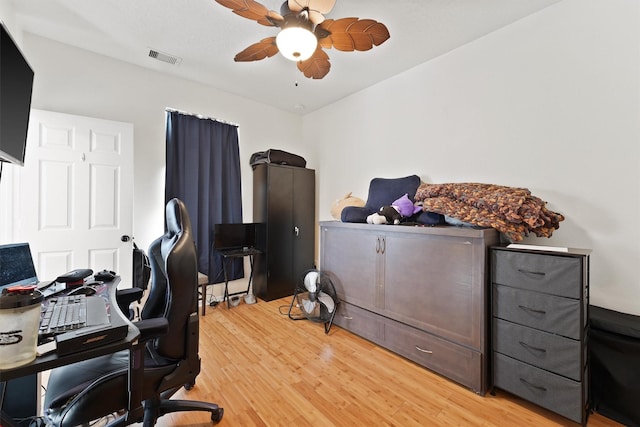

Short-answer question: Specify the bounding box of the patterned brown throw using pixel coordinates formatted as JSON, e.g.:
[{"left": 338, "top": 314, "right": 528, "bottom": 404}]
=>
[{"left": 414, "top": 182, "right": 564, "bottom": 242}]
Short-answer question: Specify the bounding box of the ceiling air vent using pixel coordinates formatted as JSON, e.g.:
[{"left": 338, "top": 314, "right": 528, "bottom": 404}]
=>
[{"left": 148, "top": 49, "right": 182, "bottom": 65}]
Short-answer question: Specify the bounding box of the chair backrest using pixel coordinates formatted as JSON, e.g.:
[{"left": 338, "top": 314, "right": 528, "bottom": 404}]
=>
[{"left": 142, "top": 198, "right": 199, "bottom": 361}]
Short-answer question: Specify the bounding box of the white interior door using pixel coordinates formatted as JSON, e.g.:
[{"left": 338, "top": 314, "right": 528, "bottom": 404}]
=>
[{"left": 15, "top": 109, "right": 134, "bottom": 287}]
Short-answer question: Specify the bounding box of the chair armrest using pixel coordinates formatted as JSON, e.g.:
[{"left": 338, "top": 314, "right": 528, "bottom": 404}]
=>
[
  {"left": 115, "top": 288, "right": 144, "bottom": 318},
  {"left": 133, "top": 318, "right": 169, "bottom": 342},
  {"left": 116, "top": 287, "right": 143, "bottom": 301}
]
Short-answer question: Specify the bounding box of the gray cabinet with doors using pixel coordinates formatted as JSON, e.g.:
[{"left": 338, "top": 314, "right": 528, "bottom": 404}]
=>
[{"left": 319, "top": 221, "right": 499, "bottom": 394}]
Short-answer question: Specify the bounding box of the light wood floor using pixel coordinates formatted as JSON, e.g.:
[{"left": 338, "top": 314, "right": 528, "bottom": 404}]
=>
[{"left": 150, "top": 297, "right": 621, "bottom": 427}]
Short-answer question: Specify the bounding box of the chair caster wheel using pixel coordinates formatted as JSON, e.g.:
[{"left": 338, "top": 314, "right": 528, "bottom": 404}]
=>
[
  {"left": 184, "top": 381, "right": 195, "bottom": 390},
  {"left": 212, "top": 408, "right": 224, "bottom": 423}
]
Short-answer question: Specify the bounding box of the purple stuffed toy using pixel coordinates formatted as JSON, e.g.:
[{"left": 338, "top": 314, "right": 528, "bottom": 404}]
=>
[{"left": 392, "top": 194, "right": 422, "bottom": 217}]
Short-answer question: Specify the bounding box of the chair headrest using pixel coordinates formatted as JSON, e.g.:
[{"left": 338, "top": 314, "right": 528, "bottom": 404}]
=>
[{"left": 165, "top": 198, "right": 192, "bottom": 238}]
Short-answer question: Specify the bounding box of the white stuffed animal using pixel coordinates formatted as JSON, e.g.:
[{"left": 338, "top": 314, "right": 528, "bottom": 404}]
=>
[{"left": 367, "top": 206, "right": 402, "bottom": 225}]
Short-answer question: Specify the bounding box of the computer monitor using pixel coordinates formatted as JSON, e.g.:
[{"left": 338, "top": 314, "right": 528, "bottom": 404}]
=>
[
  {"left": 212, "top": 223, "right": 258, "bottom": 251},
  {"left": 0, "top": 242, "right": 38, "bottom": 291},
  {"left": 0, "top": 21, "right": 35, "bottom": 167}
]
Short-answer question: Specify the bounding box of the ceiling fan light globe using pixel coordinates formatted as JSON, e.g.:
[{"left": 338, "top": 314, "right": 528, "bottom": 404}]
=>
[{"left": 276, "top": 26, "right": 318, "bottom": 61}]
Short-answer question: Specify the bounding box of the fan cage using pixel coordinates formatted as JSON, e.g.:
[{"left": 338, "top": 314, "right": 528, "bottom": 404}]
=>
[{"left": 288, "top": 270, "right": 339, "bottom": 334}]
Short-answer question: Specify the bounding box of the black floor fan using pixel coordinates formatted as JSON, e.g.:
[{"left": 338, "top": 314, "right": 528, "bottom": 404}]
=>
[{"left": 288, "top": 269, "right": 339, "bottom": 334}]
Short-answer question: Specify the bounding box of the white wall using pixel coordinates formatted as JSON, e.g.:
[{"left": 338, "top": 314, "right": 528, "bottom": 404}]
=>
[
  {"left": 3, "top": 0, "right": 638, "bottom": 314},
  {"left": 17, "top": 33, "right": 304, "bottom": 252},
  {"left": 305, "top": 0, "right": 640, "bottom": 314}
]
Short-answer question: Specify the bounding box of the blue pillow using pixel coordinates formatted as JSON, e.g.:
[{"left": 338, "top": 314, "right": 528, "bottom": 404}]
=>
[{"left": 341, "top": 175, "right": 421, "bottom": 223}]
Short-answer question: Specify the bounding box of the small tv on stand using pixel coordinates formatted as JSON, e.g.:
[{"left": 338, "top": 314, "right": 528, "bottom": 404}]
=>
[{"left": 0, "top": 20, "right": 34, "bottom": 167}]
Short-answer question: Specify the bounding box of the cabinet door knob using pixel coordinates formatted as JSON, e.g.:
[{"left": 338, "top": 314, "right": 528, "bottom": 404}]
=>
[{"left": 294, "top": 226, "right": 300, "bottom": 236}]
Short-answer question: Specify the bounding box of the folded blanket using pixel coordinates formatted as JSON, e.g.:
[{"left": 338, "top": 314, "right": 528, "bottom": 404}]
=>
[{"left": 415, "top": 183, "right": 564, "bottom": 241}]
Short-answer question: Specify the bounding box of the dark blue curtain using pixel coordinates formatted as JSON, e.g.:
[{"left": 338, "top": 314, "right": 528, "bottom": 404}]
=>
[{"left": 165, "top": 110, "right": 243, "bottom": 283}]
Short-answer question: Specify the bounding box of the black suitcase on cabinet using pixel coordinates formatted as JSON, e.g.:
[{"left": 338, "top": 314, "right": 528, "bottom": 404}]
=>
[
  {"left": 250, "top": 149, "right": 306, "bottom": 168},
  {"left": 590, "top": 305, "right": 640, "bottom": 427}
]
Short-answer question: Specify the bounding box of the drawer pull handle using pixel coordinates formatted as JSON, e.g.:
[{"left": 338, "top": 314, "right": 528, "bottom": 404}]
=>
[
  {"left": 517, "top": 269, "right": 546, "bottom": 277},
  {"left": 415, "top": 346, "right": 433, "bottom": 354},
  {"left": 342, "top": 315, "right": 353, "bottom": 320},
  {"left": 519, "top": 341, "right": 547, "bottom": 353},
  {"left": 518, "top": 305, "right": 546, "bottom": 315},
  {"left": 519, "top": 378, "right": 547, "bottom": 392}
]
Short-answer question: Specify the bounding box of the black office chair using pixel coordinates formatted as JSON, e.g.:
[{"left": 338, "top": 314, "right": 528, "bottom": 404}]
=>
[{"left": 43, "top": 198, "right": 223, "bottom": 426}]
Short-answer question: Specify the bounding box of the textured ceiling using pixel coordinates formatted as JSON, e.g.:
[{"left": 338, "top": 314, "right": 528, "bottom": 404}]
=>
[{"left": 11, "top": 0, "right": 560, "bottom": 114}]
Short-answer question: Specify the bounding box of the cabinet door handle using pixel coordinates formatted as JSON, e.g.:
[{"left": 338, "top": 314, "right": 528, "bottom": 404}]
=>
[
  {"left": 518, "top": 305, "right": 546, "bottom": 315},
  {"left": 519, "top": 378, "right": 547, "bottom": 392},
  {"left": 294, "top": 226, "right": 300, "bottom": 236},
  {"left": 380, "top": 237, "right": 385, "bottom": 254},
  {"left": 517, "top": 269, "right": 546, "bottom": 277},
  {"left": 415, "top": 346, "right": 433, "bottom": 354},
  {"left": 519, "top": 341, "right": 547, "bottom": 353},
  {"left": 376, "top": 237, "right": 380, "bottom": 253}
]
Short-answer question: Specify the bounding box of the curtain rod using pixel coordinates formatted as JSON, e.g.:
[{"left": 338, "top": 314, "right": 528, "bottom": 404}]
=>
[{"left": 165, "top": 108, "right": 239, "bottom": 127}]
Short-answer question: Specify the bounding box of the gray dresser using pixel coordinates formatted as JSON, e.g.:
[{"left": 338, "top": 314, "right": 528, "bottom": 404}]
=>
[
  {"left": 491, "top": 246, "right": 591, "bottom": 424},
  {"left": 319, "top": 221, "right": 499, "bottom": 395}
]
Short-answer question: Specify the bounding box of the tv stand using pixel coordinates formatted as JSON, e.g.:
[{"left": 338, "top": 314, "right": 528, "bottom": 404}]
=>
[{"left": 219, "top": 248, "right": 261, "bottom": 309}]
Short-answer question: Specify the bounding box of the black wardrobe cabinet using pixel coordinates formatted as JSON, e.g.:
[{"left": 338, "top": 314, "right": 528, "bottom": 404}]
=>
[{"left": 252, "top": 163, "right": 316, "bottom": 301}]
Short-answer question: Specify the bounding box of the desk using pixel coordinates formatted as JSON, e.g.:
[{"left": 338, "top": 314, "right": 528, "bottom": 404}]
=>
[
  {"left": 219, "top": 248, "right": 261, "bottom": 309},
  {"left": 0, "top": 277, "right": 142, "bottom": 426}
]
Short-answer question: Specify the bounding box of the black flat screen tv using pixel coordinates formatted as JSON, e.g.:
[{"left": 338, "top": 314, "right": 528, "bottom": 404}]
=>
[
  {"left": 212, "top": 223, "right": 258, "bottom": 251},
  {"left": 0, "top": 21, "right": 34, "bottom": 167}
]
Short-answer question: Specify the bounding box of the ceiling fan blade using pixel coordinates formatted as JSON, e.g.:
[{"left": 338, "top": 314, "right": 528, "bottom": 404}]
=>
[
  {"left": 233, "top": 37, "right": 279, "bottom": 62},
  {"left": 215, "top": 0, "right": 283, "bottom": 27},
  {"left": 318, "top": 18, "right": 390, "bottom": 52},
  {"left": 297, "top": 47, "right": 330, "bottom": 79}
]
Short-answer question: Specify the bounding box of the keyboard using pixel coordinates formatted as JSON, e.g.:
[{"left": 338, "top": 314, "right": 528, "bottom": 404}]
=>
[
  {"left": 39, "top": 293, "right": 127, "bottom": 355},
  {"left": 40, "top": 294, "right": 89, "bottom": 336}
]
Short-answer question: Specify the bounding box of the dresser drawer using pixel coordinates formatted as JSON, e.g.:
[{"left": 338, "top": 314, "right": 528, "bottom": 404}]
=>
[
  {"left": 493, "top": 250, "right": 582, "bottom": 298},
  {"left": 493, "top": 284, "right": 582, "bottom": 339},
  {"left": 384, "top": 318, "right": 482, "bottom": 394},
  {"left": 493, "top": 318, "right": 582, "bottom": 381},
  {"left": 493, "top": 353, "right": 585, "bottom": 424},
  {"left": 334, "top": 301, "right": 383, "bottom": 344}
]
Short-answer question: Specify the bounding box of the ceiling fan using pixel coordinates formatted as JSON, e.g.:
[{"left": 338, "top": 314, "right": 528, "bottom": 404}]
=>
[{"left": 214, "top": 0, "right": 390, "bottom": 79}]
